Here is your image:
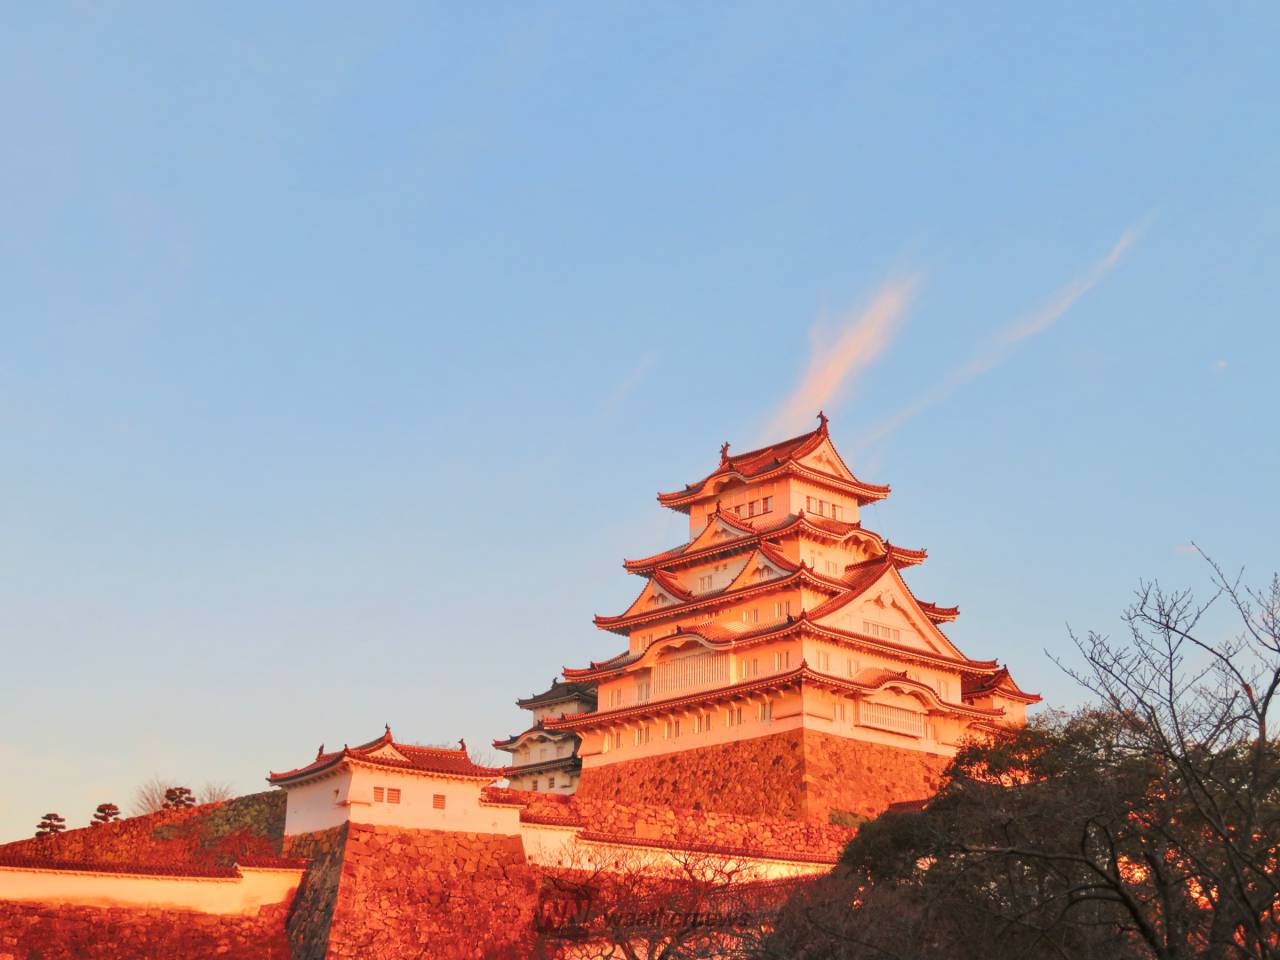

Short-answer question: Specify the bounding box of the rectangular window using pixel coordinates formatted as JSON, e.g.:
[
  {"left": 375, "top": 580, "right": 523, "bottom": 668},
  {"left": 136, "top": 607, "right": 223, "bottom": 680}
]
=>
[
  {"left": 748, "top": 500, "right": 758, "bottom": 517},
  {"left": 373, "top": 787, "right": 385, "bottom": 803},
  {"left": 762, "top": 496, "right": 773, "bottom": 513},
  {"left": 831, "top": 505, "right": 842, "bottom": 521},
  {"left": 773, "top": 650, "right": 791, "bottom": 672},
  {"left": 752, "top": 658, "right": 760, "bottom": 677},
  {"left": 432, "top": 793, "right": 445, "bottom": 809},
  {"left": 735, "top": 505, "right": 744, "bottom": 517},
  {"left": 863, "top": 620, "right": 902, "bottom": 643},
  {"left": 548, "top": 776, "right": 556, "bottom": 788},
  {"left": 758, "top": 700, "right": 773, "bottom": 722},
  {"left": 387, "top": 788, "right": 401, "bottom": 804}
]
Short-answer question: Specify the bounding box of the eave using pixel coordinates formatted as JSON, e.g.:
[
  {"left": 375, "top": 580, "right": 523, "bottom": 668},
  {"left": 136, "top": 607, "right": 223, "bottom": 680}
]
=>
[{"left": 544, "top": 664, "right": 1004, "bottom": 732}]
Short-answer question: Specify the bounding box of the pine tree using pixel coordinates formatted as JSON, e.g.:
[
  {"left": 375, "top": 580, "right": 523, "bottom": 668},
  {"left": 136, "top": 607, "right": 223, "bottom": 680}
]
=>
[
  {"left": 162, "top": 786, "right": 195, "bottom": 809},
  {"left": 35, "top": 812, "right": 65, "bottom": 837},
  {"left": 91, "top": 802, "right": 120, "bottom": 825}
]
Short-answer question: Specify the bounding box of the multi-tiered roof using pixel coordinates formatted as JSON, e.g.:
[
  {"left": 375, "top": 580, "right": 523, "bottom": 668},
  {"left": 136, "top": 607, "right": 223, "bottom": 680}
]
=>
[{"left": 544, "top": 416, "right": 1038, "bottom": 757}]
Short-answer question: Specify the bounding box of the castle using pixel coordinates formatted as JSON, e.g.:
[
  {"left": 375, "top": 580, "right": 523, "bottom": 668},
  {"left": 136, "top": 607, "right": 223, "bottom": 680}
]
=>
[
  {"left": 0, "top": 416, "right": 1037, "bottom": 958},
  {"left": 499, "top": 414, "right": 1036, "bottom": 820}
]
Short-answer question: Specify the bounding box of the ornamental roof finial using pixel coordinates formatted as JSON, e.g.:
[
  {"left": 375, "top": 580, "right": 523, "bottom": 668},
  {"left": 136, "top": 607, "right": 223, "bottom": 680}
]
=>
[
  {"left": 817, "top": 410, "right": 828, "bottom": 431},
  {"left": 317, "top": 743, "right": 324, "bottom": 758},
  {"left": 384, "top": 723, "right": 392, "bottom": 740},
  {"left": 719, "top": 441, "right": 731, "bottom": 464},
  {"left": 458, "top": 737, "right": 468, "bottom": 754}
]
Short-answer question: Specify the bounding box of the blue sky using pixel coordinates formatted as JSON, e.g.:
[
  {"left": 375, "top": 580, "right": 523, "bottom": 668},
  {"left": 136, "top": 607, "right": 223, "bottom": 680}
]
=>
[{"left": 2, "top": 4, "right": 1277, "bottom": 840}]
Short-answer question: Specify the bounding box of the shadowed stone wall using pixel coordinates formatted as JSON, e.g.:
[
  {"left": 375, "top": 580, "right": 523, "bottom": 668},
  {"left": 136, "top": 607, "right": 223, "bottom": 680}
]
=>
[{"left": 0, "top": 900, "right": 291, "bottom": 960}]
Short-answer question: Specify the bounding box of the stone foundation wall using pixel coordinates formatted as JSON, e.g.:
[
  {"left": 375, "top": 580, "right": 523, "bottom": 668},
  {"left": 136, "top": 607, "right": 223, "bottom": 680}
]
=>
[
  {"left": 0, "top": 900, "right": 291, "bottom": 960},
  {"left": 577, "top": 730, "right": 810, "bottom": 819},
  {"left": 283, "top": 825, "right": 348, "bottom": 960},
  {"left": 576, "top": 729, "right": 949, "bottom": 822},
  {"left": 802, "top": 730, "right": 949, "bottom": 821},
  {"left": 324, "top": 824, "right": 539, "bottom": 960}
]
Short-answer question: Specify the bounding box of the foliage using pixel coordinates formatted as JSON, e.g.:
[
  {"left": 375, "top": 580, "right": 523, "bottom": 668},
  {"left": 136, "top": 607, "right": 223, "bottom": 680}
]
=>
[
  {"left": 761, "top": 556, "right": 1280, "bottom": 960},
  {"left": 35, "top": 813, "right": 66, "bottom": 838},
  {"left": 535, "top": 841, "right": 792, "bottom": 959},
  {"left": 91, "top": 802, "right": 120, "bottom": 826},
  {"left": 162, "top": 786, "right": 196, "bottom": 810}
]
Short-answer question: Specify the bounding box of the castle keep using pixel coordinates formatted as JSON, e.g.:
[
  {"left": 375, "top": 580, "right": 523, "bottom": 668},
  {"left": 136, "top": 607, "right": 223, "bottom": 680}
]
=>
[{"left": 543, "top": 414, "right": 1037, "bottom": 820}]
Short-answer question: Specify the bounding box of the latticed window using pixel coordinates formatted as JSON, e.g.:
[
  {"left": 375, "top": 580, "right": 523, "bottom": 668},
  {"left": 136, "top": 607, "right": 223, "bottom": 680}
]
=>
[
  {"left": 433, "top": 793, "right": 445, "bottom": 809},
  {"left": 858, "top": 701, "right": 924, "bottom": 737}
]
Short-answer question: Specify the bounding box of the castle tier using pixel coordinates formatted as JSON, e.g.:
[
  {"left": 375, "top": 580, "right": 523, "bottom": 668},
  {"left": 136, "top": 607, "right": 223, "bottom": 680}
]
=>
[
  {"left": 547, "top": 414, "right": 1040, "bottom": 821},
  {"left": 493, "top": 679, "right": 597, "bottom": 794}
]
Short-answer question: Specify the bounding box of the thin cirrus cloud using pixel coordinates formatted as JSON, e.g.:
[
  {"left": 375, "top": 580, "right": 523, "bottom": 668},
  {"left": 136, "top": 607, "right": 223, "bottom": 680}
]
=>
[
  {"left": 762, "top": 276, "right": 920, "bottom": 441},
  {"left": 860, "top": 222, "right": 1146, "bottom": 449}
]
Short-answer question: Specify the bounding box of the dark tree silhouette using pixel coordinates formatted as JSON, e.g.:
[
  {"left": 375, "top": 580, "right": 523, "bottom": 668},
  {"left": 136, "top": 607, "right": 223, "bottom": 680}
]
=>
[
  {"left": 162, "top": 786, "right": 196, "bottom": 809},
  {"left": 760, "top": 554, "right": 1280, "bottom": 960},
  {"left": 91, "top": 802, "right": 120, "bottom": 825},
  {"left": 35, "top": 812, "right": 66, "bottom": 838}
]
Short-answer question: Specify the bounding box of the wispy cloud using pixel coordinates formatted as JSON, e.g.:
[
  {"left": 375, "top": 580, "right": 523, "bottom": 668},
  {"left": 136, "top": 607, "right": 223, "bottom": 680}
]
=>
[
  {"left": 861, "top": 223, "right": 1145, "bottom": 448},
  {"left": 600, "top": 352, "right": 658, "bottom": 419},
  {"left": 763, "top": 277, "right": 919, "bottom": 440}
]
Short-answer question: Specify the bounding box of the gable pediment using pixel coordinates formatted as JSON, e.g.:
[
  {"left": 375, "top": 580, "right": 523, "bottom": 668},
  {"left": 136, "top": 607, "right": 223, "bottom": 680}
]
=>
[
  {"left": 364, "top": 743, "right": 411, "bottom": 763},
  {"left": 686, "top": 514, "right": 752, "bottom": 554},
  {"left": 796, "top": 438, "right": 855, "bottom": 482},
  {"left": 813, "top": 567, "right": 962, "bottom": 660},
  {"left": 621, "top": 577, "right": 685, "bottom": 619},
  {"left": 724, "top": 547, "right": 789, "bottom": 592}
]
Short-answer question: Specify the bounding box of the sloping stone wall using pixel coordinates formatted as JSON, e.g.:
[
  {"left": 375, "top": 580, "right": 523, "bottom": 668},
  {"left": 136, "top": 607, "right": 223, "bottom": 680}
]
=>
[
  {"left": 575, "top": 729, "right": 949, "bottom": 822},
  {"left": 283, "top": 824, "right": 348, "bottom": 960},
  {"left": 0, "top": 900, "right": 291, "bottom": 959},
  {"left": 324, "top": 824, "right": 539, "bottom": 960}
]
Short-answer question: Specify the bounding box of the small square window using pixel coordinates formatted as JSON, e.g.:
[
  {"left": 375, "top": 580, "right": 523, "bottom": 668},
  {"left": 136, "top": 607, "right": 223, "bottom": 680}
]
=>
[
  {"left": 373, "top": 786, "right": 385, "bottom": 803},
  {"left": 387, "top": 788, "right": 401, "bottom": 804},
  {"left": 433, "top": 793, "right": 445, "bottom": 809}
]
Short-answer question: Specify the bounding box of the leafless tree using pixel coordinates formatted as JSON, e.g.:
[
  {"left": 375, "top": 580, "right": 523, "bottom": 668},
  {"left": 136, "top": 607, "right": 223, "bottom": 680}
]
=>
[
  {"left": 535, "top": 839, "right": 796, "bottom": 960},
  {"left": 132, "top": 774, "right": 172, "bottom": 815},
  {"left": 199, "top": 781, "right": 236, "bottom": 803},
  {"left": 765, "top": 553, "right": 1280, "bottom": 960}
]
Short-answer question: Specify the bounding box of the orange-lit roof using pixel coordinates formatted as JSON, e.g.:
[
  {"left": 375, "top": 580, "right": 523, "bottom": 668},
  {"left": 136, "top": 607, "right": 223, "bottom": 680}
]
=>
[
  {"left": 623, "top": 510, "right": 925, "bottom": 575},
  {"left": 963, "top": 666, "right": 1042, "bottom": 704},
  {"left": 546, "top": 663, "right": 1006, "bottom": 733},
  {"left": 268, "top": 727, "right": 503, "bottom": 785},
  {"left": 655, "top": 416, "right": 889, "bottom": 512}
]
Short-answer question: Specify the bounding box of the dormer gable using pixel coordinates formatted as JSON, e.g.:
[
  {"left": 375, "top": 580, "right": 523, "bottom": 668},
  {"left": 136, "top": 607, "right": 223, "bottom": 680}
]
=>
[
  {"left": 364, "top": 743, "right": 411, "bottom": 763},
  {"left": 811, "top": 563, "right": 970, "bottom": 663},
  {"left": 795, "top": 436, "right": 857, "bottom": 483},
  {"left": 723, "top": 546, "right": 791, "bottom": 593}
]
